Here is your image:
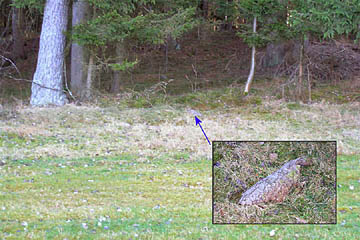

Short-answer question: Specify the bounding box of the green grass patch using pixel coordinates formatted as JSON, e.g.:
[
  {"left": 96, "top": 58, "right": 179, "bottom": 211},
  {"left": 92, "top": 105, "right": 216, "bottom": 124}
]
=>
[
  {"left": 1, "top": 152, "right": 359, "bottom": 239},
  {"left": 0, "top": 132, "right": 61, "bottom": 149}
]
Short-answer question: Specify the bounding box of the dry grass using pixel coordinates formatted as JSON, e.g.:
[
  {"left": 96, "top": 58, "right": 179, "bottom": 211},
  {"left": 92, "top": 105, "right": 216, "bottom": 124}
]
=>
[
  {"left": 213, "top": 141, "right": 336, "bottom": 224},
  {"left": 1, "top": 96, "right": 359, "bottom": 162}
]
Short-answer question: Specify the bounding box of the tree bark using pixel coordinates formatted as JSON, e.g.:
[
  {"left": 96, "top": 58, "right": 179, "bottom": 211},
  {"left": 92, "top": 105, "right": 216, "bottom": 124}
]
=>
[
  {"left": 262, "top": 1, "right": 287, "bottom": 68},
  {"left": 244, "top": 16, "right": 256, "bottom": 95},
  {"left": 30, "top": 0, "right": 69, "bottom": 106},
  {"left": 11, "top": 4, "right": 25, "bottom": 60},
  {"left": 164, "top": 35, "right": 171, "bottom": 73},
  {"left": 197, "top": 0, "right": 208, "bottom": 40},
  {"left": 111, "top": 41, "right": 125, "bottom": 93},
  {"left": 307, "top": 64, "right": 311, "bottom": 103},
  {"left": 199, "top": 0, "right": 208, "bottom": 18},
  {"left": 263, "top": 42, "right": 285, "bottom": 68},
  {"left": 297, "top": 38, "right": 304, "bottom": 101},
  {"left": 85, "top": 53, "right": 94, "bottom": 99},
  {"left": 70, "top": 0, "right": 91, "bottom": 99},
  {"left": 1, "top": 6, "right": 11, "bottom": 39}
]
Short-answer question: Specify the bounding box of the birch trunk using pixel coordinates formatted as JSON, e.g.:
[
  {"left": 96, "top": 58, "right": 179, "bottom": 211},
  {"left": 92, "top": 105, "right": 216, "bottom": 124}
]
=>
[{"left": 244, "top": 16, "right": 256, "bottom": 95}]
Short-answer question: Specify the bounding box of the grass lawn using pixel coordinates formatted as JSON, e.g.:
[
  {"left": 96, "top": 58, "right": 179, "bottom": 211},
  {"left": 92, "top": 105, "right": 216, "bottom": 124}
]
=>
[{"left": 1, "top": 91, "right": 360, "bottom": 239}]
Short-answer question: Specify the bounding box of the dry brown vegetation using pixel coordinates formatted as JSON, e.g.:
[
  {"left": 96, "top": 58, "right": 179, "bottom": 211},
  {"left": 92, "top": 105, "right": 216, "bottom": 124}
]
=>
[
  {"left": 213, "top": 141, "right": 336, "bottom": 224},
  {"left": 1, "top": 97, "right": 360, "bottom": 161}
]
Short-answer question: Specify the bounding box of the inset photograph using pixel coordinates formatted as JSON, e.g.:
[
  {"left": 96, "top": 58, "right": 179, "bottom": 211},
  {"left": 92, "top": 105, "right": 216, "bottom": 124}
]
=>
[{"left": 212, "top": 141, "right": 336, "bottom": 224}]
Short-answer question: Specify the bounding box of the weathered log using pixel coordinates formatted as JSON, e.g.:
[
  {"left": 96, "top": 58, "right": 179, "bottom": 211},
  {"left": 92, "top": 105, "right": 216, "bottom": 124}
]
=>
[{"left": 238, "top": 157, "right": 311, "bottom": 206}]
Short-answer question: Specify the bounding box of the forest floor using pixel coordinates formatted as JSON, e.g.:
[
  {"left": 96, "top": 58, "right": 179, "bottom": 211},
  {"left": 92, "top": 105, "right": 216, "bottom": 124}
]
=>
[{"left": 1, "top": 30, "right": 360, "bottom": 238}]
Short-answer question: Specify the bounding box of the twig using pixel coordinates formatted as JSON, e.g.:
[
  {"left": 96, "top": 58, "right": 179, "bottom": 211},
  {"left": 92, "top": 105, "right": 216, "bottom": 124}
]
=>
[
  {"left": 5, "top": 74, "right": 65, "bottom": 92},
  {"left": 63, "top": 62, "right": 76, "bottom": 101},
  {"left": 143, "top": 6, "right": 152, "bottom": 13},
  {"left": 307, "top": 64, "right": 311, "bottom": 103},
  {"left": 277, "top": 65, "right": 299, "bottom": 89},
  {"left": 191, "top": 64, "right": 198, "bottom": 78},
  {"left": 224, "top": 53, "right": 236, "bottom": 72},
  {"left": 185, "top": 74, "right": 196, "bottom": 92},
  {"left": 0, "top": 55, "right": 22, "bottom": 77}
]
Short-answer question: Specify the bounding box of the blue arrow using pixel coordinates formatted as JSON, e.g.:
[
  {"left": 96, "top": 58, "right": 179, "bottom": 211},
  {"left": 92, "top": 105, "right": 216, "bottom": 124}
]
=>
[{"left": 195, "top": 116, "right": 211, "bottom": 145}]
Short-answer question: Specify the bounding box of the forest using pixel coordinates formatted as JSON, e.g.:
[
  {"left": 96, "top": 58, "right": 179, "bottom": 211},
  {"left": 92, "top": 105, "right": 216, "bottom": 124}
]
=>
[{"left": 0, "top": 0, "right": 360, "bottom": 238}]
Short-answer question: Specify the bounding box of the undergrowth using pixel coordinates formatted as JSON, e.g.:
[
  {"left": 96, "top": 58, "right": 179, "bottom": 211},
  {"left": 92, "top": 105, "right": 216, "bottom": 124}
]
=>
[{"left": 213, "top": 141, "right": 336, "bottom": 224}]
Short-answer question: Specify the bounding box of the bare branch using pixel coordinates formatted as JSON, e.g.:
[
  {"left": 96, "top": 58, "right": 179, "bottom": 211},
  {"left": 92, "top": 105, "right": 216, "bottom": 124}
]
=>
[{"left": 0, "top": 55, "right": 22, "bottom": 77}]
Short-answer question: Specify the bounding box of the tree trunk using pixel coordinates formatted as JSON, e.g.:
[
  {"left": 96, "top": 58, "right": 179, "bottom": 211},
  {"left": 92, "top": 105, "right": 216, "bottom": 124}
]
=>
[
  {"left": 244, "top": 16, "right": 256, "bottom": 95},
  {"left": 30, "top": 0, "right": 69, "bottom": 106},
  {"left": 70, "top": 0, "right": 91, "bottom": 99},
  {"left": 11, "top": 4, "right": 25, "bottom": 60},
  {"left": 197, "top": 0, "right": 208, "bottom": 40},
  {"left": 1, "top": 6, "right": 11, "bottom": 39},
  {"left": 263, "top": 42, "right": 285, "bottom": 68},
  {"left": 307, "top": 64, "right": 311, "bottom": 103},
  {"left": 111, "top": 41, "right": 125, "bottom": 93},
  {"left": 199, "top": 0, "right": 208, "bottom": 18},
  {"left": 297, "top": 38, "right": 304, "bottom": 101},
  {"left": 219, "top": 0, "right": 233, "bottom": 31},
  {"left": 262, "top": 1, "right": 287, "bottom": 68},
  {"left": 164, "top": 35, "right": 169, "bottom": 73},
  {"left": 85, "top": 53, "right": 94, "bottom": 99}
]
